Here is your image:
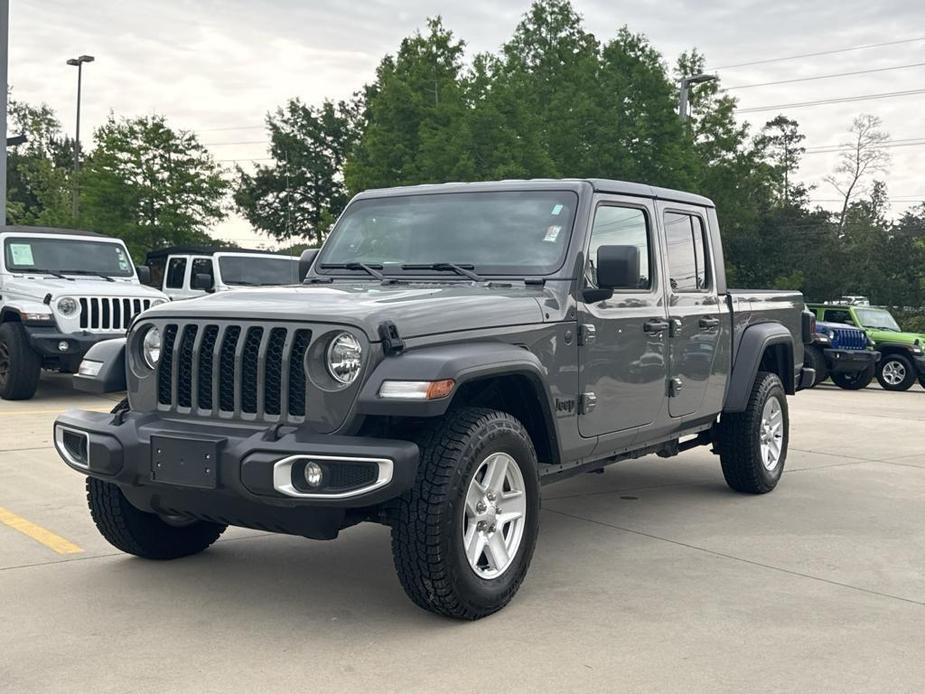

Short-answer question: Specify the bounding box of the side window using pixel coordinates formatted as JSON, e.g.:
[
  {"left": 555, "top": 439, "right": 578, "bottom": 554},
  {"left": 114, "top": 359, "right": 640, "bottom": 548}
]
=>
[
  {"left": 824, "top": 309, "right": 852, "bottom": 324},
  {"left": 586, "top": 206, "right": 651, "bottom": 289},
  {"left": 191, "top": 257, "right": 214, "bottom": 284},
  {"left": 165, "top": 257, "right": 187, "bottom": 289},
  {"left": 664, "top": 212, "right": 710, "bottom": 292}
]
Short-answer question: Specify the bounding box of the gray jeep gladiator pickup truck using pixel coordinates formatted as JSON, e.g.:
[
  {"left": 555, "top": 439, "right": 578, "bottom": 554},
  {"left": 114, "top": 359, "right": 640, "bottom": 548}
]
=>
[{"left": 54, "top": 179, "right": 813, "bottom": 619}]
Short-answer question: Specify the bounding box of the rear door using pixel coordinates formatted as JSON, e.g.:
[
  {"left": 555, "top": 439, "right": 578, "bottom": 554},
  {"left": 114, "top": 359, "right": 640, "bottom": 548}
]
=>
[
  {"left": 578, "top": 196, "right": 669, "bottom": 438},
  {"left": 163, "top": 255, "right": 196, "bottom": 300},
  {"left": 658, "top": 203, "right": 722, "bottom": 418}
]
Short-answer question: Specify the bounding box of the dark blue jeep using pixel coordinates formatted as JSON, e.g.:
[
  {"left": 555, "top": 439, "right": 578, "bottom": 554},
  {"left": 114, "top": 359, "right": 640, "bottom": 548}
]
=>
[{"left": 803, "top": 320, "right": 880, "bottom": 389}]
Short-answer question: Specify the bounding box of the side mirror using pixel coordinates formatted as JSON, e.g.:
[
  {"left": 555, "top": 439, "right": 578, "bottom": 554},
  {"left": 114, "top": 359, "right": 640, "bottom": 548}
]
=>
[
  {"left": 299, "top": 248, "right": 319, "bottom": 280},
  {"left": 582, "top": 245, "right": 640, "bottom": 303},
  {"left": 191, "top": 272, "right": 215, "bottom": 292},
  {"left": 135, "top": 265, "right": 152, "bottom": 286}
]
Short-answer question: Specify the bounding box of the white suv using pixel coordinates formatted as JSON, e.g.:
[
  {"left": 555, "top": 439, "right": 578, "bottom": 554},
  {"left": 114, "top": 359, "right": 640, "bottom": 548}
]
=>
[{"left": 0, "top": 226, "right": 168, "bottom": 400}]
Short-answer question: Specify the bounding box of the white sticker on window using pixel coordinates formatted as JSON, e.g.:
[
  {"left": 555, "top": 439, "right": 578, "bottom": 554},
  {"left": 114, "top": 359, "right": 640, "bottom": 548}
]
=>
[
  {"left": 551, "top": 204, "right": 564, "bottom": 216},
  {"left": 543, "top": 225, "right": 562, "bottom": 242},
  {"left": 9, "top": 243, "right": 35, "bottom": 266}
]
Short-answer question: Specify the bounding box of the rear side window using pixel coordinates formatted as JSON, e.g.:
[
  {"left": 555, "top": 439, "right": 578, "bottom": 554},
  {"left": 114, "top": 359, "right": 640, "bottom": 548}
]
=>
[
  {"left": 823, "top": 309, "right": 853, "bottom": 324},
  {"left": 166, "top": 258, "right": 187, "bottom": 289},
  {"left": 586, "top": 206, "right": 651, "bottom": 289},
  {"left": 664, "top": 212, "right": 709, "bottom": 292}
]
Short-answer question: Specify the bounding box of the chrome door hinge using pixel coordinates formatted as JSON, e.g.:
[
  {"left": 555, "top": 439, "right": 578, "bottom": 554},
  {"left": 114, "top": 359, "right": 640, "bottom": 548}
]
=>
[
  {"left": 578, "top": 323, "right": 596, "bottom": 346},
  {"left": 579, "top": 392, "right": 597, "bottom": 414}
]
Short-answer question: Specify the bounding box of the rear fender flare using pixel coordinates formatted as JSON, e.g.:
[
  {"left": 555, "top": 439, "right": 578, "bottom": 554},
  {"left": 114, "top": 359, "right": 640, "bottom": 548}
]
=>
[{"left": 725, "top": 323, "right": 794, "bottom": 413}]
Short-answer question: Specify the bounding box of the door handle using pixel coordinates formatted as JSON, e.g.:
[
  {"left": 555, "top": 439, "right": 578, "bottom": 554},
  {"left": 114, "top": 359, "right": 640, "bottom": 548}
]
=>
[
  {"left": 699, "top": 317, "right": 720, "bottom": 330},
  {"left": 643, "top": 319, "right": 670, "bottom": 334}
]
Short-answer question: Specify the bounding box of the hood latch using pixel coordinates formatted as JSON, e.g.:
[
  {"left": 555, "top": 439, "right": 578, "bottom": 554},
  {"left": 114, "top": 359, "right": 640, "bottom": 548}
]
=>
[{"left": 378, "top": 321, "right": 404, "bottom": 356}]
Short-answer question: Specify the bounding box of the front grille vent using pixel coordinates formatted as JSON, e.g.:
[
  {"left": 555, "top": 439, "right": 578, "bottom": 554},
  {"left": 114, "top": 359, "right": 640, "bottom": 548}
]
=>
[
  {"left": 79, "top": 297, "right": 154, "bottom": 332},
  {"left": 156, "top": 322, "right": 312, "bottom": 422}
]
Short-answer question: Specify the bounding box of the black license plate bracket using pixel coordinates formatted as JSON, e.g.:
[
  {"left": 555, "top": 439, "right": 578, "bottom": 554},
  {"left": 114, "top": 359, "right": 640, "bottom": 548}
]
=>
[{"left": 150, "top": 435, "right": 223, "bottom": 489}]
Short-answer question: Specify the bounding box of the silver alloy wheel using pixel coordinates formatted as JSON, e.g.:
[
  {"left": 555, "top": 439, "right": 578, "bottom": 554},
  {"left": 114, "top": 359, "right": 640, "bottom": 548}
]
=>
[
  {"left": 882, "top": 359, "right": 907, "bottom": 385},
  {"left": 759, "top": 396, "right": 784, "bottom": 471},
  {"left": 462, "top": 452, "right": 527, "bottom": 579}
]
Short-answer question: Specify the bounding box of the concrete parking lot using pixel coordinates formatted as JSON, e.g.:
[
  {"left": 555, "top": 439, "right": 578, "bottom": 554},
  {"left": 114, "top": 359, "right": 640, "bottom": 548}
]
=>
[{"left": 1, "top": 376, "right": 924, "bottom": 693}]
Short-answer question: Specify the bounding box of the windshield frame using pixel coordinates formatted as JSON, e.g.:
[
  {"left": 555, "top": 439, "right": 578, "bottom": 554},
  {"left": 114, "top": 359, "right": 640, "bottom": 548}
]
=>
[
  {"left": 854, "top": 307, "right": 902, "bottom": 332},
  {"left": 315, "top": 189, "right": 582, "bottom": 279},
  {"left": 2, "top": 235, "right": 136, "bottom": 279},
  {"left": 216, "top": 254, "right": 300, "bottom": 287}
]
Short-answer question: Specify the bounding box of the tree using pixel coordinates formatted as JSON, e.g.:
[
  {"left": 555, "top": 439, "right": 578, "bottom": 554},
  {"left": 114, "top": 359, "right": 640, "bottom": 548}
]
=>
[
  {"left": 79, "top": 115, "right": 229, "bottom": 259},
  {"left": 235, "top": 98, "right": 359, "bottom": 244},
  {"left": 825, "top": 114, "right": 890, "bottom": 231},
  {"left": 755, "top": 115, "right": 807, "bottom": 205},
  {"left": 4, "top": 93, "right": 74, "bottom": 226}
]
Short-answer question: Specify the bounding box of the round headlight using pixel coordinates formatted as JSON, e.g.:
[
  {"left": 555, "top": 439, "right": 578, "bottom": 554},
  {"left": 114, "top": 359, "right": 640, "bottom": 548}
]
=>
[
  {"left": 141, "top": 326, "right": 162, "bottom": 369},
  {"left": 326, "top": 332, "right": 362, "bottom": 385},
  {"left": 56, "top": 296, "right": 80, "bottom": 317}
]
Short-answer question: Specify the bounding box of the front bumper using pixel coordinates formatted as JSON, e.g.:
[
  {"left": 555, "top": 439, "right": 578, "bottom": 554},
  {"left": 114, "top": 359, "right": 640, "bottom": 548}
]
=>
[
  {"left": 823, "top": 348, "right": 880, "bottom": 373},
  {"left": 24, "top": 325, "right": 120, "bottom": 360},
  {"left": 53, "top": 409, "right": 419, "bottom": 539}
]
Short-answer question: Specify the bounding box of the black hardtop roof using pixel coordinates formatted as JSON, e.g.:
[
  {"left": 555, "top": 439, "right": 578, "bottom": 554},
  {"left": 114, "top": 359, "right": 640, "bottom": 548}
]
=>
[
  {"left": 352, "top": 178, "right": 714, "bottom": 208},
  {"left": 0, "top": 225, "right": 110, "bottom": 238},
  {"left": 145, "top": 246, "right": 295, "bottom": 261}
]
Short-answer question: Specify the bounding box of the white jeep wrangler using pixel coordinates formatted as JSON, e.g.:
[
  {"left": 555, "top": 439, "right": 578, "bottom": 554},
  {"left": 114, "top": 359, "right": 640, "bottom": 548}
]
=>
[{"left": 0, "top": 226, "right": 168, "bottom": 400}]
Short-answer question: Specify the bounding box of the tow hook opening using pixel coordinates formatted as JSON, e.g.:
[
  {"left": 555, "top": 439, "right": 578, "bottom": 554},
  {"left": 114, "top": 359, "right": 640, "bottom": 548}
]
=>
[{"left": 55, "top": 426, "right": 90, "bottom": 469}]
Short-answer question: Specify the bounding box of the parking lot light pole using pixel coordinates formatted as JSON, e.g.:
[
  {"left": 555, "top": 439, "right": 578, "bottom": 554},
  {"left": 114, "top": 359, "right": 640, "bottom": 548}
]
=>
[
  {"left": 678, "top": 73, "right": 718, "bottom": 121},
  {"left": 66, "top": 54, "right": 94, "bottom": 219}
]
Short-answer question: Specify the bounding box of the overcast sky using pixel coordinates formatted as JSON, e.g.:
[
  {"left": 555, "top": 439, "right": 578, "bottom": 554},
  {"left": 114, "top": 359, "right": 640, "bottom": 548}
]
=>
[{"left": 8, "top": 0, "right": 925, "bottom": 247}]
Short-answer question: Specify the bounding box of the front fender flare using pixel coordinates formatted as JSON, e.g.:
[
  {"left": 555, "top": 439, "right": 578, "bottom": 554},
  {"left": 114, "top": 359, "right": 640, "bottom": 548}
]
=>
[
  {"left": 724, "top": 323, "right": 795, "bottom": 413},
  {"left": 356, "top": 342, "right": 554, "bottom": 418},
  {"left": 73, "top": 338, "right": 127, "bottom": 394}
]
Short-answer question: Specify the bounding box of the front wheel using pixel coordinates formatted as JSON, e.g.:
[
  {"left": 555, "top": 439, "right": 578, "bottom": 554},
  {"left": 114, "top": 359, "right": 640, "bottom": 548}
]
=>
[
  {"left": 716, "top": 371, "right": 788, "bottom": 494},
  {"left": 831, "top": 365, "right": 875, "bottom": 390},
  {"left": 87, "top": 478, "right": 226, "bottom": 559},
  {"left": 390, "top": 407, "right": 540, "bottom": 620},
  {"left": 877, "top": 354, "right": 916, "bottom": 391}
]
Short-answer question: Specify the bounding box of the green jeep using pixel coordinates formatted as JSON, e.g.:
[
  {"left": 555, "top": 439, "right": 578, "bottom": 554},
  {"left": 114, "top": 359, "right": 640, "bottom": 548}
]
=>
[{"left": 807, "top": 304, "right": 925, "bottom": 391}]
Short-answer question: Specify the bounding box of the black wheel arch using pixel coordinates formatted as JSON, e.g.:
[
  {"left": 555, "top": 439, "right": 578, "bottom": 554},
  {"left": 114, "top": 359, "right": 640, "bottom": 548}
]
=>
[{"left": 725, "top": 323, "right": 796, "bottom": 413}]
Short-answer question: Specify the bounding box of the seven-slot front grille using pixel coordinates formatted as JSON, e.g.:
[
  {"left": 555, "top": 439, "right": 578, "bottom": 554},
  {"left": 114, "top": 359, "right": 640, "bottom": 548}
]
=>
[
  {"left": 157, "top": 322, "right": 313, "bottom": 422},
  {"left": 79, "top": 297, "right": 154, "bottom": 332},
  {"left": 831, "top": 327, "right": 868, "bottom": 351}
]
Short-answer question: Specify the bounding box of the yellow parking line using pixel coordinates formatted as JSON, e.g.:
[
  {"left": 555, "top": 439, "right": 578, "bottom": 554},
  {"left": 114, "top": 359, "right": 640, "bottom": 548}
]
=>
[{"left": 0, "top": 506, "right": 83, "bottom": 555}]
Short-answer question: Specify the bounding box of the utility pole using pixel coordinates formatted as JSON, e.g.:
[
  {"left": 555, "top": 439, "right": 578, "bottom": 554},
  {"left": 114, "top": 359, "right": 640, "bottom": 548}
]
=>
[
  {"left": 66, "top": 54, "right": 94, "bottom": 219},
  {"left": 678, "top": 73, "right": 718, "bottom": 121},
  {"left": 1, "top": 0, "right": 9, "bottom": 225}
]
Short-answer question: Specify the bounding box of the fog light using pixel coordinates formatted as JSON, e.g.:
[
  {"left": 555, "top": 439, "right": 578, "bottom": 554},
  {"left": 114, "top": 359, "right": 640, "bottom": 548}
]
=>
[
  {"left": 303, "top": 461, "right": 323, "bottom": 488},
  {"left": 57, "top": 340, "right": 69, "bottom": 352}
]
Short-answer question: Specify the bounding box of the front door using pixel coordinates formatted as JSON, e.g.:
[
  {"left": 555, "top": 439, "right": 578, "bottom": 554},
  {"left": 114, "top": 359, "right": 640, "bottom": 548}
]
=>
[
  {"left": 659, "top": 204, "right": 722, "bottom": 417},
  {"left": 578, "top": 197, "right": 669, "bottom": 438}
]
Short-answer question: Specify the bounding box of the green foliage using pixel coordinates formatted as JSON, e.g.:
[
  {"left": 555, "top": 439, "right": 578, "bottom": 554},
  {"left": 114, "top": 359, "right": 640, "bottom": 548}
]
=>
[
  {"left": 79, "top": 115, "right": 229, "bottom": 259},
  {"left": 235, "top": 98, "right": 360, "bottom": 244}
]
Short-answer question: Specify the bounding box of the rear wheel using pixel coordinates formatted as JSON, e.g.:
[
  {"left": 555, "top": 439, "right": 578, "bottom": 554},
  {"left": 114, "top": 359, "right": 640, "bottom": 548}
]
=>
[
  {"left": 831, "top": 365, "right": 875, "bottom": 390},
  {"left": 0, "top": 322, "right": 41, "bottom": 400},
  {"left": 390, "top": 407, "right": 540, "bottom": 620},
  {"left": 876, "top": 354, "right": 916, "bottom": 391},
  {"left": 716, "top": 372, "right": 788, "bottom": 494},
  {"left": 87, "top": 477, "right": 226, "bottom": 559},
  {"left": 803, "top": 345, "right": 827, "bottom": 387}
]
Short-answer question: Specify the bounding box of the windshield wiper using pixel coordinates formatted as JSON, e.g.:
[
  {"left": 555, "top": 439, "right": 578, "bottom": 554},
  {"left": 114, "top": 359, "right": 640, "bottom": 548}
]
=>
[
  {"left": 401, "top": 263, "right": 482, "bottom": 281},
  {"left": 320, "top": 262, "right": 386, "bottom": 280},
  {"left": 27, "top": 268, "right": 74, "bottom": 281},
  {"left": 61, "top": 270, "right": 116, "bottom": 282}
]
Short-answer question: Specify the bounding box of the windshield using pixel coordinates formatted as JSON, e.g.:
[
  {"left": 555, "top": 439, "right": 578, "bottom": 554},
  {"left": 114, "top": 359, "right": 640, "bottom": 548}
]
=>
[
  {"left": 218, "top": 255, "right": 300, "bottom": 286},
  {"left": 855, "top": 308, "right": 902, "bottom": 331},
  {"left": 3, "top": 237, "right": 134, "bottom": 277},
  {"left": 318, "top": 191, "right": 579, "bottom": 276}
]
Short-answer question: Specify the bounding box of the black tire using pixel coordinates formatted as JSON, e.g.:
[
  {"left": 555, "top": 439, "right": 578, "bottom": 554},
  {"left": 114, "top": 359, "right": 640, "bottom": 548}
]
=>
[
  {"left": 876, "top": 353, "right": 916, "bottom": 391},
  {"left": 716, "top": 371, "right": 788, "bottom": 494},
  {"left": 0, "top": 321, "right": 41, "bottom": 400},
  {"left": 831, "top": 365, "right": 875, "bottom": 390},
  {"left": 803, "top": 345, "right": 827, "bottom": 387},
  {"left": 390, "top": 407, "right": 541, "bottom": 620},
  {"left": 87, "top": 477, "right": 226, "bottom": 559}
]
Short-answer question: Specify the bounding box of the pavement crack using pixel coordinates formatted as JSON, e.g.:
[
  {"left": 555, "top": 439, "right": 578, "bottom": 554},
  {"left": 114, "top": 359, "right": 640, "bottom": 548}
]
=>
[{"left": 543, "top": 507, "right": 925, "bottom": 608}]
